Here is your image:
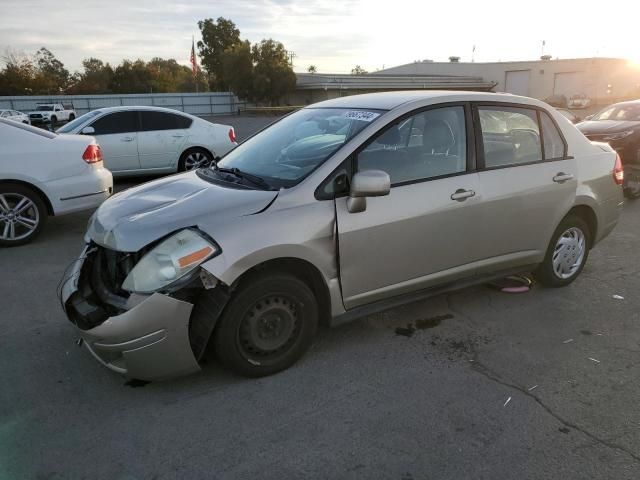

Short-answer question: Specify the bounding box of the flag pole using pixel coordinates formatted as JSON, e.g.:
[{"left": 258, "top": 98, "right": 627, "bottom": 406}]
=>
[{"left": 193, "top": 35, "right": 199, "bottom": 94}]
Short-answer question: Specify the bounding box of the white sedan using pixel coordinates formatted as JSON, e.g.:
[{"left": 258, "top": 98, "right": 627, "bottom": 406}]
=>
[
  {"left": 0, "top": 119, "right": 113, "bottom": 246},
  {"left": 56, "top": 106, "right": 238, "bottom": 176},
  {"left": 0, "top": 109, "right": 30, "bottom": 124}
]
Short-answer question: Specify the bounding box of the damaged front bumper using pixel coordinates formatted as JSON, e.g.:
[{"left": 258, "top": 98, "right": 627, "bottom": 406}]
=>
[{"left": 60, "top": 246, "right": 225, "bottom": 381}]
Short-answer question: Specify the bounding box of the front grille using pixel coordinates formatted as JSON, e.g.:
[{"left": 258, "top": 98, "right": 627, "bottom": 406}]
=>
[{"left": 29, "top": 114, "right": 43, "bottom": 119}]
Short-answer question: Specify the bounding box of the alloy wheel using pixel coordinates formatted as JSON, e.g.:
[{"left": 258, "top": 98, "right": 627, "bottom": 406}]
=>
[
  {"left": 0, "top": 193, "right": 40, "bottom": 241},
  {"left": 184, "top": 151, "right": 211, "bottom": 170},
  {"left": 552, "top": 227, "right": 586, "bottom": 279}
]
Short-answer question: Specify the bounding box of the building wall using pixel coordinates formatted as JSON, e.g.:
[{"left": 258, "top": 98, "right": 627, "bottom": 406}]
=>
[{"left": 379, "top": 58, "right": 640, "bottom": 105}]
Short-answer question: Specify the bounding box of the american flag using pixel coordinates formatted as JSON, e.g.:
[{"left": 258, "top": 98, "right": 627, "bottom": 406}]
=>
[{"left": 190, "top": 37, "right": 197, "bottom": 76}]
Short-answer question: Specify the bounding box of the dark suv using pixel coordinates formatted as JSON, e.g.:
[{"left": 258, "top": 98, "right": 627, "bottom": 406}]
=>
[{"left": 577, "top": 100, "right": 640, "bottom": 198}]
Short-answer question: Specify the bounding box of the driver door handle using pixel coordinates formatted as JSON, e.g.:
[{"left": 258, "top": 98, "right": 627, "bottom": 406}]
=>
[
  {"left": 451, "top": 189, "right": 475, "bottom": 201},
  {"left": 553, "top": 172, "right": 574, "bottom": 183},
  {"left": 121, "top": 136, "right": 134, "bottom": 142},
  {"left": 172, "top": 134, "right": 185, "bottom": 138}
]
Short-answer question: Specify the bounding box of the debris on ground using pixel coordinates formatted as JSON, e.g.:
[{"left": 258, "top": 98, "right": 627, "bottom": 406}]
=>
[
  {"left": 588, "top": 357, "right": 601, "bottom": 364},
  {"left": 563, "top": 338, "right": 574, "bottom": 344},
  {"left": 503, "top": 396, "right": 512, "bottom": 407},
  {"left": 488, "top": 275, "right": 532, "bottom": 293},
  {"left": 612, "top": 294, "right": 625, "bottom": 300},
  {"left": 394, "top": 324, "right": 416, "bottom": 337},
  {"left": 528, "top": 385, "right": 538, "bottom": 391}
]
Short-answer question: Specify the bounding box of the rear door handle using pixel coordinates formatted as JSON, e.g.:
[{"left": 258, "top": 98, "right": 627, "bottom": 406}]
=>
[
  {"left": 451, "top": 189, "right": 476, "bottom": 201},
  {"left": 121, "top": 136, "right": 134, "bottom": 142},
  {"left": 172, "top": 134, "right": 185, "bottom": 138},
  {"left": 553, "top": 172, "right": 574, "bottom": 183}
]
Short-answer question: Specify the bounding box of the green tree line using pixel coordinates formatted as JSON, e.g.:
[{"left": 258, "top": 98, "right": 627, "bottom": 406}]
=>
[{"left": 0, "top": 17, "right": 297, "bottom": 104}]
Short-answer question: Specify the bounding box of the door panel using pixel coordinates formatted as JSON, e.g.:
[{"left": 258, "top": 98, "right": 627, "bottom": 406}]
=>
[
  {"left": 473, "top": 105, "right": 577, "bottom": 273},
  {"left": 336, "top": 174, "right": 484, "bottom": 308},
  {"left": 138, "top": 111, "right": 190, "bottom": 170},
  {"left": 89, "top": 111, "right": 140, "bottom": 172}
]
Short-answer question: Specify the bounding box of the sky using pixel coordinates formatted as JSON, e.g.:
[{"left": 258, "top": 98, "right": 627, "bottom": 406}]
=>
[{"left": 1, "top": 0, "right": 639, "bottom": 74}]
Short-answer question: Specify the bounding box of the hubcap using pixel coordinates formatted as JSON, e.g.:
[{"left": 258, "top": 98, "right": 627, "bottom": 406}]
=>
[
  {"left": 238, "top": 295, "right": 300, "bottom": 360},
  {"left": 552, "top": 227, "right": 586, "bottom": 279},
  {"left": 0, "top": 193, "right": 39, "bottom": 241},
  {"left": 184, "top": 151, "right": 210, "bottom": 170}
]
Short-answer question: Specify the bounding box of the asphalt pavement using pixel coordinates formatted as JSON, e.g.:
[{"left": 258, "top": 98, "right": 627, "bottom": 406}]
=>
[{"left": 1, "top": 116, "right": 639, "bottom": 479}]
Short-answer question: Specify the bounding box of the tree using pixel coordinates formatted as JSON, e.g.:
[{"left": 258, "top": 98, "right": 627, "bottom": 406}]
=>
[
  {"left": 221, "top": 40, "right": 254, "bottom": 100},
  {"left": 251, "top": 39, "right": 297, "bottom": 105},
  {"left": 351, "top": 65, "right": 367, "bottom": 75},
  {"left": 32, "top": 47, "right": 70, "bottom": 94},
  {"left": 0, "top": 50, "right": 36, "bottom": 95},
  {"left": 307, "top": 65, "right": 317, "bottom": 74},
  {"left": 197, "top": 17, "right": 240, "bottom": 90},
  {"left": 67, "top": 58, "right": 113, "bottom": 94},
  {"left": 110, "top": 59, "right": 153, "bottom": 93}
]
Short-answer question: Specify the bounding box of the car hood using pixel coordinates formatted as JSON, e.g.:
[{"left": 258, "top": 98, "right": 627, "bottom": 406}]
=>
[
  {"left": 577, "top": 120, "right": 640, "bottom": 135},
  {"left": 86, "top": 171, "right": 279, "bottom": 252}
]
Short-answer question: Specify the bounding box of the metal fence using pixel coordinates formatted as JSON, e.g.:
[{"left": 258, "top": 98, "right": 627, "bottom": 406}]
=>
[{"left": 0, "top": 92, "right": 246, "bottom": 116}]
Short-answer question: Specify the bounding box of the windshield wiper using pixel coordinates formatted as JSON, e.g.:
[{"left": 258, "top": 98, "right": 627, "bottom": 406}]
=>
[{"left": 215, "top": 166, "right": 275, "bottom": 190}]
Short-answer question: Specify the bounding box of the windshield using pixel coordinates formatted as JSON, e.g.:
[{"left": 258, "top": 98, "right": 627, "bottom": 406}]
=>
[
  {"left": 56, "top": 110, "right": 102, "bottom": 133},
  {"left": 214, "top": 107, "right": 384, "bottom": 188},
  {"left": 592, "top": 104, "right": 640, "bottom": 121},
  {"left": 36, "top": 105, "right": 54, "bottom": 111}
]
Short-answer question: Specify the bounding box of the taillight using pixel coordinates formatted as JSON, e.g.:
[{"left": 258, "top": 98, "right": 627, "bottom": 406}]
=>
[
  {"left": 82, "top": 144, "right": 103, "bottom": 164},
  {"left": 228, "top": 128, "right": 236, "bottom": 143},
  {"left": 613, "top": 153, "right": 624, "bottom": 185}
]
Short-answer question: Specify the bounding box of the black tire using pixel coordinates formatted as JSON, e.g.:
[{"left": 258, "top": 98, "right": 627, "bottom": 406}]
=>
[
  {"left": 623, "top": 186, "right": 640, "bottom": 199},
  {"left": 212, "top": 273, "right": 318, "bottom": 377},
  {"left": 0, "top": 184, "right": 47, "bottom": 247},
  {"left": 22, "top": 120, "right": 29, "bottom": 124},
  {"left": 178, "top": 148, "right": 213, "bottom": 172},
  {"left": 50, "top": 115, "right": 57, "bottom": 124},
  {"left": 68, "top": 113, "right": 75, "bottom": 121},
  {"left": 533, "top": 214, "right": 590, "bottom": 287}
]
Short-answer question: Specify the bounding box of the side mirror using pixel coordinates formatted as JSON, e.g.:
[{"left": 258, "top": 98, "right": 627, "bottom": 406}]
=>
[
  {"left": 81, "top": 126, "right": 95, "bottom": 135},
  {"left": 347, "top": 170, "right": 391, "bottom": 213},
  {"left": 584, "top": 114, "right": 594, "bottom": 121}
]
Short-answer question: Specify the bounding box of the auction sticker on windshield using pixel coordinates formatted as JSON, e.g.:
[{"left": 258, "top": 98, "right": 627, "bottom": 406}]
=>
[{"left": 343, "top": 111, "right": 380, "bottom": 122}]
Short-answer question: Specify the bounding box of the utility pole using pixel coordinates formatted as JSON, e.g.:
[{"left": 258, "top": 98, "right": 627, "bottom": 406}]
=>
[{"left": 287, "top": 51, "right": 297, "bottom": 68}]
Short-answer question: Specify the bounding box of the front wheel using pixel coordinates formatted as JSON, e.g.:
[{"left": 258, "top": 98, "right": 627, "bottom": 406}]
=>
[
  {"left": 0, "top": 184, "right": 47, "bottom": 247},
  {"left": 68, "top": 113, "right": 75, "bottom": 121},
  {"left": 533, "top": 214, "right": 590, "bottom": 287},
  {"left": 212, "top": 273, "right": 318, "bottom": 377}
]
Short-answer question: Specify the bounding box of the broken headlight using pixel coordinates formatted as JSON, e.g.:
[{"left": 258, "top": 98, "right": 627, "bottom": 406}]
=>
[{"left": 122, "top": 229, "right": 219, "bottom": 294}]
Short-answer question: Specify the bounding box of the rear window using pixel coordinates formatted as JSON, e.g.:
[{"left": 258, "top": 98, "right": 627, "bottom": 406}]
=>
[
  {"left": 0, "top": 118, "right": 56, "bottom": 139},
  {"left": 139, "top": 111, "right": 193, "bottom": 131}
]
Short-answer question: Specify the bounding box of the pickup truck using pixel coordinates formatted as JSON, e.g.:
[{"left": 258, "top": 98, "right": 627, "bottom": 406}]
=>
[{"left": 28, "top": 103, "right": 77, "bottom": 126}]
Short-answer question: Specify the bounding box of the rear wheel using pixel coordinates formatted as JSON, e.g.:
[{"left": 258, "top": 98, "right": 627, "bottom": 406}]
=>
[
  {"left": 178, "top": 148, "right": 214, "bottom": 171},
  {"left": 0, "top": 184, "right": 47, "bottom": 247},
  {"left": 533, "top": 214, "right": 590, "bottom": 287},
  {"left": 212, "top": 273, "right": 318, "bottom": 377}
]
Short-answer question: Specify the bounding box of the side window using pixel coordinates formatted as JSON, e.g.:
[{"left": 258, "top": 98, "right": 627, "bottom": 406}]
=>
[
  {"left": 317, "top": 160, "right": 353, "bottom": 200},
  {"left": 90, "top": 111, "right": 138, "bottom": 135},
  {"left": 139, "top": 111, "right": 193, "bottom": 131},
  {"left": 540, "top": 112, "right": 566, "bottom": 160},
  {"left": 358, "top": 106, "right": 467, "bottom": 185},
  {"left": 479, "top": 106, "right": 542, "bottom": 167}
]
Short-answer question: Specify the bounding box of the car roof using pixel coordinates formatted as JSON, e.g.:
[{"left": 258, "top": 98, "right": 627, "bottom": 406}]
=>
[
  {"left": 305, "top": 90, "right": 545, "bottom": 111},
  {"left": 89, "top": 105, "right": 194, "bottom": 117}
]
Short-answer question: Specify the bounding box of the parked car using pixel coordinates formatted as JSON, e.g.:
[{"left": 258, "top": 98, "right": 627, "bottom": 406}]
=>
[
  {"left": 0, "top": 109, "right": 30, "bottom": 124},
  {"left": 577, "top": 100, "right": 640, "bottom": 198},
  {"left": 28, "top": 103, "right": 76, "bottom": 126},
  {"left": 568, "top": 94, "right": 592, "bottom": 109},
  {"left": 56, "top": 106, "right": 237, "bottom": 176},
  {"left": 0, "top": 119, "right": 112, "bottom": 246},
  {"left": 60, "top": 91, "right": 623, "bottom": 381},
  {"left": 556, "top": 108, "right": 581, "bottom": 124}
]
